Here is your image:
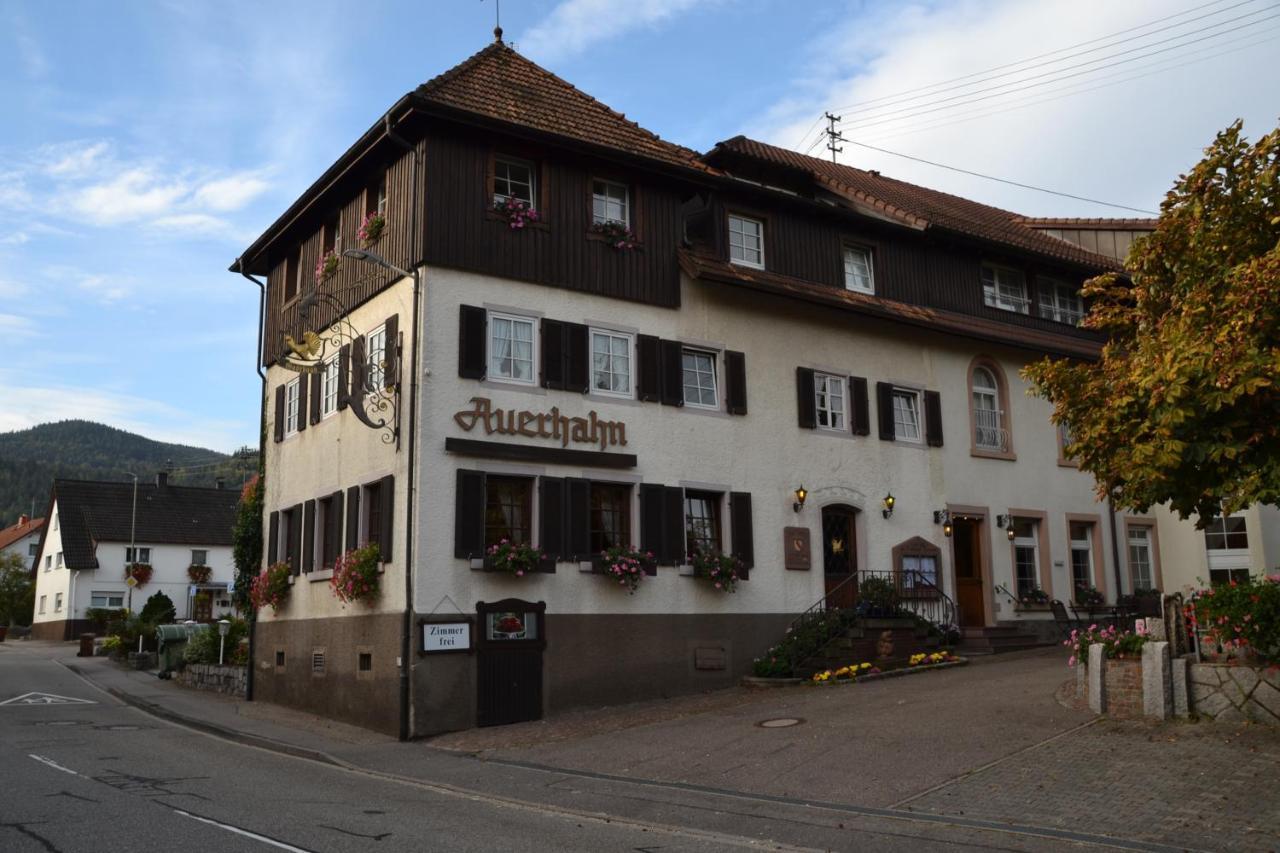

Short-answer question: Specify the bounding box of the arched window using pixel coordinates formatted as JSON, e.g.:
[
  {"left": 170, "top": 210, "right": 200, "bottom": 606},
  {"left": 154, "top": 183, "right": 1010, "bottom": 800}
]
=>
[{"left": 971, "top": 366, "right": 1004, "bottom": 450}]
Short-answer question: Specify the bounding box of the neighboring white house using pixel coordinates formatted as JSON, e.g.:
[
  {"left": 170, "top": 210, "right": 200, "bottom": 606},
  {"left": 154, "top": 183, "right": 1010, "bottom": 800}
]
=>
[
  {"left": 1152, "top": 503, "right": 1280, "bottom": 596},
  {"left": 31, "top": 474, "right": 238, "bottom": 640},
  {"left": 0, "top": 514, "right": 45, "bottom": 573}
]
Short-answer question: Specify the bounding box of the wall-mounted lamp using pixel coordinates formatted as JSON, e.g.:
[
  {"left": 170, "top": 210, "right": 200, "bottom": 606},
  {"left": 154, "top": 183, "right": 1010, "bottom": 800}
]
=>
[
  {"left": 996, "top": 514, "right": 1016, "bottom": 541},
  {"left": 933, "top": 509, "right": 953, "bottom": 538},
  {"left": 882, "top": 493, "right": 895, "bottom": 519},
  {"left": 793, "top": 485, "right": 808, "bottom": 513}
]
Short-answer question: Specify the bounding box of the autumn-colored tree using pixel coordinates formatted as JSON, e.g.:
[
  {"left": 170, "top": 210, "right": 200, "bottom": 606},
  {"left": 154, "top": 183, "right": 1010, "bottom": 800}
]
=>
[{"left": 1025, "top": 120, "right": 1279, "bottom": 523}]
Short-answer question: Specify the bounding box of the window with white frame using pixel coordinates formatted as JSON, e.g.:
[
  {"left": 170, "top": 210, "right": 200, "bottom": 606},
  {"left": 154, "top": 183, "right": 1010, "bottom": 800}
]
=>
[
  {"left": 191, "top": 549, "right": 208, "bottom": 566},
  {"left": 1038, "top": 277, "right": 1084, "bottom": 325},
  {"left": 55, "top": 552, "right": 63, "bottom": 568},
  {"left": 901, "top": 554, "right": 939, "bottom": 589},
  {"left": 1013, "top": 519, "right": 1039, "bottom": 598},
  {"left": 1203, "top": 515, "right": 1248, "bottom": 551},
  {"left": 1128, "top": 526, "right": 1154, "bottom": 590},
  {"left": 285, "top": 378, "right": 300, "bottom": 435},
  {"left": 971, "top": 366, "right": 1007, "bottom": 451},
  {"left": 590, "top": 329, "right": 633, "bottom": 397},
  {"left": 727, "top": 214, "right": 764, "bottom": 268},
  {"left": 488, "top": 313, "right": 536, "bottom": 384},
  {"left": 814, "top": 373, "right": 846, "bottom": 430},
  {"left": 1070, "top": 522, "right": 1095, "bottom": 599},
  {"left": 38, "top": 595, "right": 46, "bottom": 614},
  {"left": 44, "top": 555, "right": 51, "bottom": 571},
  {"left": 321, "top": 355, "right": 340, "bottom": 416},
  {"left": 982, "top": 264, "right": 1030, "bottom": 314},
  {"left": 681, "top": 349, "right": 718, "bottom": 409},
  {"left": 592, "top": 180, "right": 630, "bottom": 227},
  {"left": 494, "top": 156, "right": 536, "bottom": 206},
  {"left": 843, "top": 245, "right": 874, "bottom": 294},
  {"left": 366, "top": 325, "right": 387, "bottom": 391},
  {"left": 54, "top": 593, "right": 63, "bottom": 612},
  {"left": 91, "top": 591, "right": 125, "bottom": 608},
  {"left": 126, "top": 546, "right": 151, "bottom": 564},
  {"left": 891, "top": 388, "right": 922, "bottom": 442}
]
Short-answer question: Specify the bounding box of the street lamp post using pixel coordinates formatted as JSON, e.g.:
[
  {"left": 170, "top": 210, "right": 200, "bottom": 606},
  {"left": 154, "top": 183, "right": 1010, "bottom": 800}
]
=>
[{"left": 217, "top": 619, "right": 231, "bottom": 665}]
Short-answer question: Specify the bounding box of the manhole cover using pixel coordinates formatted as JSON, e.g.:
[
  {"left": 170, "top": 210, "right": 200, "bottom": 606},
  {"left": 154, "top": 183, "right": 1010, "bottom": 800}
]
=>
[{"left": 757, "top": 717, "right": 804, "bottom": 728}]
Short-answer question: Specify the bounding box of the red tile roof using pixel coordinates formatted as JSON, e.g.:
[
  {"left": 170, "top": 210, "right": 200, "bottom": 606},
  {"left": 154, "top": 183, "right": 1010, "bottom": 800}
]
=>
[
  {"left": 1018, "top": 217, "right": 1157, "bottom": 231},
  {"left": 0, "top": 516, "right": 43, "bottom": 551},
  {"left": 705, "top": 136, "right": 1124, "bottom": 271}
]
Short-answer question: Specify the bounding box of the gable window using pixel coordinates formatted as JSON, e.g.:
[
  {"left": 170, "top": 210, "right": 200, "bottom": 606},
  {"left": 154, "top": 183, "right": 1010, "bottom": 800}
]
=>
[
  {"left": 488, "top": 313, "right": 536, "bottom": 385},
  {"left": 1203, "top": 515, "right": 1248, "bottom": 551},
  {"left": 55, "top": 552, "right": 63, "bottom": 568},
  {"left": 727, "top": 214, "right": 764, "bottom": 269},
  {"left": 684, "top": 490, "right": 722, "bottom": 557},
  {"left": 285, "top": 378, "right": 301, "bottom": 435},
  {"left": 366, "top": 172, "right": 388, "bottom": 218},
  {"left": 891, "top": 388, "right": 922, "bottom": 443},
  {"left": 843, "top": 245, "right": 874, "bottom": 294},
  {"left": 126, "top": 546, "right": 151, "bottom": 564},
  {"left": 91, "top": 591, "right": 125, "bottom": 608},
  {"left": 592, "top": 180, "right": 630, "bottom": 227},
  {"left": 590, "top": 329, "right": 632, "bottom": 397},
  {"left": 190, "top": 549, "right": 207, "bottom": 566},
  {"left": 589, "top": 482, "right": 632, "bottom": 553},
  {"left": 1038, "top": 277, "right": 1084, "bottom": 325},
  {"left": 1013, "top": 519, "right": 1040, "bottom": 598},
  {"left": 814, "top": 373, "right": 846, "bottom": 431},
  {"left": 1070, "top": 522, "right": 1095, "bottom": 599},
  {"left": 971, "top": 367, "right": 1007, "bottom": 451},
  {"left": 484, "top": 476, "right": 533, "bottom": 547},
  {"left": 283, "top": 248, "right": 301, "bottom": 304},
  {"left": 982, "top": 264, "right": 1029, "bottom": 314},
  {"left": 321, "top": 355, "right": 340, "bottom": 417},
  {"left": 1127, "top": 526, "right": 1155, "bottom": 590},
  {"left": 681, "top": 349, "right": 718, "bottom": 409},
  {"left": 494, "top": 156, "right": 536, "bottom": 206}
]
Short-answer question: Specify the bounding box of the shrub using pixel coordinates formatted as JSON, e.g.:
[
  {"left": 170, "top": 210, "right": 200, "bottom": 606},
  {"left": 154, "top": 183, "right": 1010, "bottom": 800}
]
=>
[
  {"left": 857, "top": 576, "right": 898, "bottom": 615},
  {"left": 331, "top": 544, "right": 381, "bottom": 604},
  {"left": 139, "top": 591, "right": 176, "bottom": 625},
  {"left": 752, "top": 608, "right": 860, "bottom": 678},
  {"left": 0, "top": 552, "right": 33, "bottom": 626},
  {"left": 85, "top": 607, "right": 128, "bottom": 633},
  {"left": 232, "top": 475, "right": 263, "bottom": 613},
  {"left": 183, "top": 617, "right": 248, "bottom": 665},
  {"left": 1188, "top": 574, "right": 1280, "bottom": 663}
]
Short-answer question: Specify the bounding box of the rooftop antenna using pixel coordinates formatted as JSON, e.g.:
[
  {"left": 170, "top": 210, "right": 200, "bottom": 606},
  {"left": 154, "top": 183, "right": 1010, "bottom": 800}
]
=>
[
  {"left": 487, "top": 0, "right": 503, "bottom": 43},
  {"left": 823, "top": 112, "right": 845, "bottom": 164}
]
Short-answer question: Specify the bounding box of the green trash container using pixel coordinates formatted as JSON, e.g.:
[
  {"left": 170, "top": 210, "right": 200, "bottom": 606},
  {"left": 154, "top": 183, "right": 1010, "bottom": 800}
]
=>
[{"left": 156, "top": 623, "right": 199, "bottom": 675}]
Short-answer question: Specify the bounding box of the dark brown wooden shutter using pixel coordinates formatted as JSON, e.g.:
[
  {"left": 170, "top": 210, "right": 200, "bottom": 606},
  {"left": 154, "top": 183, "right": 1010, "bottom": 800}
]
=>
[
  {"left": 566, "top": 478, "right": 591, "bottom": 560},
  {"left": 273, "top": 386, "right": 285, "bottom": 442},
  {"left": 309, "top": 372, "right": 322, "bottom": 425},
  {"left": 796, "top": 367, "right": 816, "bottom": 428},
  {"left": 540, "top": 318, "right": 565, "bottom": 389},
  {"left": 659, "top": 339, "right": 684, "bottom": 406},
  {"left": 730, "top": 492, "right": 754, "bottom": 577},
  {"left": 454, "top": 469, "right": 485, "bottom": 559},
  {"left": 564, "top": 323, "right": 590, "bottom": 394},
  {"left": 538, "top": 477, "right": 565, "bottom": 564},
  {"left": 383, "top": 314, "right": 399, "bottom": 389},
  {"left": 636, "top": 335, "right": 661, "bottom": 402},
  {"left": 267, "top": 511, "right": 279, "bottom": 564},
  {"left": 924, "top": 390, "right": 944, "bottom": 447},
  {"left": 351, "top": 335, "right": 366, "bottom": 405},
  {"left": 725, "top": 351, "right": 747, "bottom": 415},
  {"left": 288, "top": 504, "right": 303, "bottom": 575},
  {"left": 346, "top": 485, "right": 360, "bottom": 551},
  {"left": 458, "top": 305, "right": 487, "bottom": 379},
  {"left": 337, "top": 344, "right": 351, "bottom": 411},
  {"left": 378, "top": 474, "right": 394, "bottom": 562},
  {"left": 296, "top": 372, "right": 308, "bottom": 432},
  {"left": 328, "top": 490, "right": 344, "bottom": 568},
  {"left": 876, "top": 382, "right": 895, "bottom": 440},
  {"left": 640, "top": 484, "right": 665, "bottom": 562},
  {"left": 302, "top": 499, "right": 316, "bottom": 573},
  {"left": 662, "top": 486, "right": 685, "bottom": 565},
  {"left": 850, "top": 376, "right": 870, "bottom": 436}
]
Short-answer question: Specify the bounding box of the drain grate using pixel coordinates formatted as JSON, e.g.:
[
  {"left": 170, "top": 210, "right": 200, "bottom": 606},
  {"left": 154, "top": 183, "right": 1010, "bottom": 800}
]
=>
[{"left": 757, "top": 717, "right": 804, "bottom": 728}]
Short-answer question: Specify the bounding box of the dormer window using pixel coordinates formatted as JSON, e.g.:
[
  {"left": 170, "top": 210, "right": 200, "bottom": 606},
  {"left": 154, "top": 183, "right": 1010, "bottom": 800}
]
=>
[
  {"left": 728, "top": 214, "right": 764, "bottom": 269},
  {"left": 592, "top": 179, "right": 630, "bottom": 227},
  {"left": 494, "top": 156, "right": 536, "bottom": 206},
  {"left": 981, "top": 264, "right": 1029, "bottom": 314},
  {"left": 1037, "top": 277, "right": 1084, "bottom": 325}
]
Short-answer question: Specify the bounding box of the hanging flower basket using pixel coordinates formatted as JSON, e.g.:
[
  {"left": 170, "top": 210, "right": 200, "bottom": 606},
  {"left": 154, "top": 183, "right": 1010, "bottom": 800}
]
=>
[
  {"left": 314, "top": 250, "right": 340, "bottom": 283},
  {"left": 690, "top": 547, "right": 741, "bottom": 593},
  {"left": 250, "top": 561, "right": 291, "bottom": 614},
  {"left": 358, "top": 211, "right": 386, "bottom": 244},
  {"left": 486, "top": 539, "right": 543, "bottom": 577},
  {"left": 124, "top": 562, "right": 153, "bottom": 586},
  {"left": 493, "top": 197, "right": 540, "bottom": 230},
  {"left": 187, "top": 564, "right": 212, "bottom": 584},
  {"left": 331, "top": 544, "right": 381, "bottom": 604},
  {"left": 596, "top": 545, "right": 653, "bottom": 594},
  {"left": 590, "top": 220, "right": 638, "bottom": 250}
]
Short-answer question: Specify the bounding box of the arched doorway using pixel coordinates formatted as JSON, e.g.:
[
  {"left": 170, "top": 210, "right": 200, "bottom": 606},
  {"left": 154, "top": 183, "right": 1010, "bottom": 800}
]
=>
[{"left": 822, "top": 505, "right": 859, "bottom": 608}]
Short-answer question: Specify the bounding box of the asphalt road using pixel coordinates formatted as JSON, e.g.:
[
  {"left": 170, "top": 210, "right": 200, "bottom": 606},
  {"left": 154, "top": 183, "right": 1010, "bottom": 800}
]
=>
[{"left": 0, "top": 646, "right": 1145, "bottom": 852}]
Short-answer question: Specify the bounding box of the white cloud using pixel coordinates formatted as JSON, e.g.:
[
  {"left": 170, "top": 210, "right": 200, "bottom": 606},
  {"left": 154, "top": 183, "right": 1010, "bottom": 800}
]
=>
[
  {"left": 66, "top": 168, "right": 189, "bottom": 225},
  {"left": 520, "top": 0, "right": 708, "bottom": 63},
  {"left": 0, "top": 313, "right": 36, "bottom": 338},
  {"left": 193, "top": 172, "right": 270, "bottom": 212},
  {"left": 42, "top": 141, "right": 111, "bottom": 177},
  {"left": 150, "top": 212, "right": 247, "bottom": 242}
]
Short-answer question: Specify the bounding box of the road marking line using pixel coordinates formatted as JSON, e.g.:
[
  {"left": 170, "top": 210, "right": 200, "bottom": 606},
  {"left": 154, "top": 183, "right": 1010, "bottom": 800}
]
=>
[
  {"left": 172, "top": 810, "right": 317, "bottom": 853},
  {"left": 28, "top": 754, "right": 81, "bottom": 777},
  {"left": 1, "top": 691, "right": 96, "bottom": 706}
]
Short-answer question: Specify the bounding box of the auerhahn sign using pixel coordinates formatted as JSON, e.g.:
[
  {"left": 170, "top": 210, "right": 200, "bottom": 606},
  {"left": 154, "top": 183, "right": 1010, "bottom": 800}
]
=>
[{"left": 453, "top": 397, "right": 626, "bottom": 452}]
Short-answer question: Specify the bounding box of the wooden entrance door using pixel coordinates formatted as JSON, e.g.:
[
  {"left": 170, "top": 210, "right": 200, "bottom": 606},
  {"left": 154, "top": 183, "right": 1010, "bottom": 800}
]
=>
[
  {"left": 822, "top": 506, "right": 858, "bottom": 608},
  {"left": 476, "top": 599, "right": 546, "bottom": 728},
  {"left": 952, "top": 518, "right": 986, "bottom": 626}
]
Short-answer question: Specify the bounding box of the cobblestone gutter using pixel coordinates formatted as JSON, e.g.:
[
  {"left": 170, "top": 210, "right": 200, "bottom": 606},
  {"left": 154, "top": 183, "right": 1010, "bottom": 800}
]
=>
[{"left": 177, "top": 663, "right": 247, "bottom": 697}]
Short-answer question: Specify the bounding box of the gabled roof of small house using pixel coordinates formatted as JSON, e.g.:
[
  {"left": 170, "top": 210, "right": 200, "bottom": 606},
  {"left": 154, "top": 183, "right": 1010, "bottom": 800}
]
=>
[
  {"left": 0, "top": 516, "right": 43, "bottom": 551},
  {"left": 41, "top": 479, "right": 238, "bottom": 570}
]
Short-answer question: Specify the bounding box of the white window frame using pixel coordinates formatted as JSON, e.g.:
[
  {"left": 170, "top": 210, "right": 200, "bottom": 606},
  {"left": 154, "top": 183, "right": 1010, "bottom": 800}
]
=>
[
  {"left": 494, "top": 156, "right": 536, "bottom": 206},
  {"left": 38, "top": 595, "right": 46, "bottom": 614},
  {"left": 284, "top": 378, "right": 300, "bottom": 436},
  {"left": 191, "top": 549, "right": 208, "bottom": 566},
  {"left": 321, "top": 354, "right": 340, "bottom": 417},
  {"left": 1127, "top": 526, "right": 1154, "bottom": 590},
  {"left": 589, "top": 328, "right": 634, "bottom": 399},
  {"left": 971, "top": 367, "right": 1005, "bottom": 451},
  {"left": 1070, "top": 522, "right": 1094, "bottom": 597},
  {"left": 814, "top": 372, "right": 846, "bottom": 431},
  {"left": 366, "top": 325, "right": 387, "bottom": 392},
  {"left": 843, "top": 245, "right": 874, "bottom": 294},
  {"left": 486, "top": 312, "right": 537, "bottom": 386},
  {"left": 54, "top": 592, "right": 63, "bottom": 612},
  {"left": 90, "top": 591, "right": 125, "bottom": 608},
  {"left": 891, "top": 387, "right": 923, "bottom": 443},
  {"left": 982, "top": 264, "right": 1030, "bottom": 314},
  {"left": 375, "top": 177, "right": 388, "bottom": 217},
  {"left": 1037, "top": 277, "right": 1084, "bottom": 325},
  {"left": 681, "top": 348, "right": 719, "bottom": 410},
  {"left": 55, "top": 552, "right": 63, "bottom": 568},
  {"left": 1013, "top": 520, "right": 1040, "bottom": 597},
  {"left": 126, "top": 546, "right": 151, "bottom": 564},
  {"left": 44, "top": 555, "right": 51, "bottom": 571},
  {"left": 591, "top": 179, "right": 630, "bottom": 227},
  {"left": 901, "top": 553, "right": 939, "bottom": 589},
  {"left": 727, "top": 214, "right": 765, "bottom": 269}
]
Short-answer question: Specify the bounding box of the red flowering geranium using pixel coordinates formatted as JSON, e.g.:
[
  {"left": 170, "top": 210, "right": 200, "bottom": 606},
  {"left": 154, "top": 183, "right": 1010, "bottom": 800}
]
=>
[
  {"left": 250, "top": 561, "right": 291, "bottom": 613},
  {"left": 331, "top": 544, "right": 381, "bottom": 605}
]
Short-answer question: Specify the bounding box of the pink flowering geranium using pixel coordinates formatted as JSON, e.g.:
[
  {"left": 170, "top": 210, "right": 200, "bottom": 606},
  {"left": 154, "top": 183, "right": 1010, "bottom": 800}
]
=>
[
  {"left": 358, "top": 210, "right": 386, "bottom": 243},
  {"left": 330, "top": 544, "right": 381, "bottom": 605},
  {"left": 1063, "top": 623, "right": 1148, "bottom": 666},
  {"left": 598, "top": 545, "right": 653, "bottom": 594},
  {"left": 689, "top": 546, "right": 742, "bottom": 593},
  {"left": 590, "top": 220, "right": 638, "bottom": 250},
  {"left": 250, "top": 561, "right": 291, "bottom": 613},
  {"left": 493, "top": 197, "right": 540, "bottom": 229},
  {"left": 487, "top": 539, "right": 543, "bottom": 577},
  {"left": 314, "top": 250, "right": 340, "bottom": 282},
  {"left": 1189, "top": 575, "right": 1280, "bottom": 662}
]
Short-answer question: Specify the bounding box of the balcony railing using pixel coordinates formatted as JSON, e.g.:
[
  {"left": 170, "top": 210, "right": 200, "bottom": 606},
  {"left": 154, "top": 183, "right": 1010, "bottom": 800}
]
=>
[{"left": 974, "top": 408, "right": 1009, "bottom": 451}]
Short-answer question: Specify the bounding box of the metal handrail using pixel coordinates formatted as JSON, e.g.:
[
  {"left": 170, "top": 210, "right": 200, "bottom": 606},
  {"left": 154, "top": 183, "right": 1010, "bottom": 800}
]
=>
[{"left": 993, "top": 583, "right": 1018, "bottom": 605}]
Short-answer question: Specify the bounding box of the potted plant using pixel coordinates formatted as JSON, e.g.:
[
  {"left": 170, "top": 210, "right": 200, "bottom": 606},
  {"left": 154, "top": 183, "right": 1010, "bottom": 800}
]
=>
[
  {"left": 358, "top": 210, "right": 386, "bottom": 244},
  {"left": 857, "top": 576, "right": 898, "bottom": 616},
  {"left": 689, "top": 547, "right": 741, "bottom": 593},
  {"left": 596, "top": 545, "right": 653, "bottom": 594},
  {"left": 187, "top": 564, "right": 212, "bottom": 584},
  {"left": 493, "top": 197, "right": 540, "bottom": 229},
  {"left": 331, "top": 544, "right": 381, "bottom": 604},
  {"left": 1075, "top": 585, "right": 1105, "bottom": 606},
  {"left": 314, "top": 249, "right": 340, "bottom": 282},
  {"left": 249, "top": 561, "right": 291, "bottom": 614},
  {"left": 590, "top": 220, "right": 638, "bottom": 250},
  {"left": 1018, "top": 587, "right": 1051, "bottom": 609},
  {"left": 125, "top": 562, "right": 153, "bottom": 587},
  {"left": 486, "top": 539, "right": 543, "bottom": 577}
]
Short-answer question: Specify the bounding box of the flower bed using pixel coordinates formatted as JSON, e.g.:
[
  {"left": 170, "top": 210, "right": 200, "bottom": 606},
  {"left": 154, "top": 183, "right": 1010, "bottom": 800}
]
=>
[
  {"left": 807, "top": 652, "right": 966, "bottom": 686},
  {"left": 1064, "top": 623, "right": 1148, "bottom": 667}
]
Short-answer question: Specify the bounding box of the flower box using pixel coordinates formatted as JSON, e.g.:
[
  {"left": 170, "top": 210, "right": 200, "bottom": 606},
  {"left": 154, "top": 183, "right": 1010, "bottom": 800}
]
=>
[{"left": 187, "top": 565, "right": 212, "bottom": 584}]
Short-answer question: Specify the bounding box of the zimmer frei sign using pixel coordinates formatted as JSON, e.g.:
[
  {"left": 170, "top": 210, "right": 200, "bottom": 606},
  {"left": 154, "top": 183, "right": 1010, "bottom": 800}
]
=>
[{"left": 452, "top": 397, "right": 627, "bottom": 452}]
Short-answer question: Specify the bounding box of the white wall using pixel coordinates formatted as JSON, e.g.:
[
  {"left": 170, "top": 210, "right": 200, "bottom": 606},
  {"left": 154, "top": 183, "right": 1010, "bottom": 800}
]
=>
[
  {"left": 1156, "top": 503, "right": 1280, "bottom": 595},
  {"left": 32, "top": 502, "right": 69, "bottom": 624},
  {"left": 2, "top": 529, "right": 42, "bottom": 573}
]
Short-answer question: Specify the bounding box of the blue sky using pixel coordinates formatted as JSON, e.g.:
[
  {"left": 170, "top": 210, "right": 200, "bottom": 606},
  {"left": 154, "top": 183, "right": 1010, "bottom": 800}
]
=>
[{"left": 1, "top": 0, "right": 1274, "bottom": 452}]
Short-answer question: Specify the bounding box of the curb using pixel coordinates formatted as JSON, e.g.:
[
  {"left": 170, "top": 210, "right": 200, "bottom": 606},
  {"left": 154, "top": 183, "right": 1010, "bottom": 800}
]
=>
[{"left": 59, "top": 660, "right": 343, "bottom": 768}]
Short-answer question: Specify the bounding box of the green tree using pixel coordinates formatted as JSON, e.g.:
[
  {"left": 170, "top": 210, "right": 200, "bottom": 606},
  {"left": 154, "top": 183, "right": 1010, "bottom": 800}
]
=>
[
  {"left": 139, "top": 591, "right": 176, "bottom": 625},
  {"left": 0, "top": 552, "right": 34, "bottom": 626},
  {"left": 1025, "top": 120, "right": 1280, "bottom": 522},
  {"left": 232, "top": 474, "right": 263, "bottom": 612}
]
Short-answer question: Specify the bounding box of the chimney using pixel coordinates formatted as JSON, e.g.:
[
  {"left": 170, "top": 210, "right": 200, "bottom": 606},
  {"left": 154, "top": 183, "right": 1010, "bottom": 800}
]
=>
[
  {"left": 156, "top": 471, "right": 168, "bottom": 488},
  {"left": 18, "top": 514, "right": 28, "bottom": 526},
  {"left": 215, "top": 478, "right": 225, "bottom": 490}
]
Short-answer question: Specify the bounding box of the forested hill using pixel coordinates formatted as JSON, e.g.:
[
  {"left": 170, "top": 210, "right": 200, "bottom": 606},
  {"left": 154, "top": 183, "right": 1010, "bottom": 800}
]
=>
[{"left": 0, "top": 420, "right": 258, "bottom": 525}]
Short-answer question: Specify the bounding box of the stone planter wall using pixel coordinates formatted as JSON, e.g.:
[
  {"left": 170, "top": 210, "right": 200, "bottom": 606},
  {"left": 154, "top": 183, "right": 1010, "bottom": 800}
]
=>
[
  {"left": 1188, "top": 663, "right": 1280, "bottom": 724},
  {"left": 177, "top": 663, "right": 247, "bottom": 697}
]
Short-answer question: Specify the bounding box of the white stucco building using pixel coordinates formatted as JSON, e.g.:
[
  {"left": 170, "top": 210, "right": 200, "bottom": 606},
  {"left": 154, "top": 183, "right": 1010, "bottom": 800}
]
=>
[{"left": 0, "top": 514, "right": 44, "bottom": 574}]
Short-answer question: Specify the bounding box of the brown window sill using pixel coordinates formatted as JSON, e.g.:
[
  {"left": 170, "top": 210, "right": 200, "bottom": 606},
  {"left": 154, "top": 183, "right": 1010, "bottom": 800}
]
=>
[{"left": 971, "top": 447, "right": 1017, "bottom": 462}]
